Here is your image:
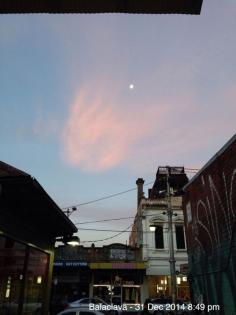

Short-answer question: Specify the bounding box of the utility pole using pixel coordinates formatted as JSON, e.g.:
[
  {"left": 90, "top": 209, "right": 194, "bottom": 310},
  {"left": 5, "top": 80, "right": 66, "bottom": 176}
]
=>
[{"left": 166, "top": 166, "right": 177, "bottom": 305}]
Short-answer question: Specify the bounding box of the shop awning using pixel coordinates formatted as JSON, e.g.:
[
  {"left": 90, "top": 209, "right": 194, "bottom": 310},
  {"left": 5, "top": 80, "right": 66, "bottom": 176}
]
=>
[{"left": 90, "top": 262, "right": 145, "bottom": 269}]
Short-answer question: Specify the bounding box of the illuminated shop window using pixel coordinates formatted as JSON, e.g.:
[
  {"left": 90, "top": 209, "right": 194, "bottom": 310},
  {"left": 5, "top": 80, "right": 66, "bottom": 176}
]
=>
[{"left": 0, "top": 235, "right": 49, "bottom": 315}]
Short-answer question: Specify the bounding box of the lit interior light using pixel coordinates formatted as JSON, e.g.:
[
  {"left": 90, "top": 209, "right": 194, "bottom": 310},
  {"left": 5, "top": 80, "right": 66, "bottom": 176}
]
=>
[
  {"left": 37, "top": 276, "right": 42, "bottom": 284},
  {"left": 5, "top": 276, "right": 11, "bottom": 298},
  {"left": 177, "top": 277, "right": 181, "bottom": 285},
  {"left": 5, "top": 288, "right": 10, "bottom": 298},
  {"left": 66, "top": 235, "right": 80, "bottom": 246}
]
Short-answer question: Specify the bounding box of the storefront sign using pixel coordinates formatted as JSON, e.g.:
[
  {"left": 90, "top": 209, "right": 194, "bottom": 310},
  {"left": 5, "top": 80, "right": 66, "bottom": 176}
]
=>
[
  {"left": 90, "top": 262, "right": 145, "bottom": 269},
  {"left": 110, "top": 249, "right": 135, "bottom": 260},
  {"left": 54, "top": 260, "right": 88, "bottom": 267}
]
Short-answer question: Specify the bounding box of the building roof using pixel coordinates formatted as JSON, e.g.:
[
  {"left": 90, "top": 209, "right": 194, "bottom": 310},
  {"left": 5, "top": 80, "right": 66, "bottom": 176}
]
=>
[
  {"left": 150, "top": 166, "right": 188, "bottom": 198},
  {"left": 0, "top": 161, "right": 29, "bottom": 178},
  {"left": 184, "top": 133, "right": 236, "bottom": 190},
  {"left": 0, "top": 161, "right": 77, "bottom": 238},
  {"left": 0, "top": 0, "right": 203, "bottom": 14}
]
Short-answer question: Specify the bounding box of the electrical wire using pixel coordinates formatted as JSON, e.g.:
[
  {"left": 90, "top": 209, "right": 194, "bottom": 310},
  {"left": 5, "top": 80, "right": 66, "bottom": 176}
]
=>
[
  {"left": 74, "top": 212, "right": 181, "bottom": 225},
  {"left": 76, "top": 205, "right": 184, "bottom": 242},
  {"left": 77, "top": 210, "right": 181, "bottom": 242},
  {"left": 75, "top": 216, "right": 134, "bottom": 225},
  {"left": 77, "top": 227, "right": 170, "bottom": 233},
  {"left": 62, "top": 180, "right": 154, "bottom": 210},
  {"left": 62, "top": 168, "right": 200, "bottom": 211},
  {"left": 62, "top": 167, "right": 200, "bottom": 217},
  {"left": 79, "top": 223, "right": 134, "bottom": 243}
]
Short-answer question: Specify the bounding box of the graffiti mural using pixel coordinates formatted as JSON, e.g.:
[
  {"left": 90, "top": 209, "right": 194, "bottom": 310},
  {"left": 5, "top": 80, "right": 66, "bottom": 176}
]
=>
[{"left": 183, "top": 135, "right": 236, "bottom": 315}]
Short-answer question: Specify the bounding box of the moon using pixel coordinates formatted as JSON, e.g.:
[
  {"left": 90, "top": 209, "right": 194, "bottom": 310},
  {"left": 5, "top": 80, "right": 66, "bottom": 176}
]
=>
[{"left": 129, "top": 84, "right": 134, "bottom": 90}]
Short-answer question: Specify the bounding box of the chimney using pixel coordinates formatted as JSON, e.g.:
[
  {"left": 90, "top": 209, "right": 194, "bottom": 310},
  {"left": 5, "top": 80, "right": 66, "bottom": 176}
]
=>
[{"left": 136, "top": 178, "right": 145, "bottom": 207}]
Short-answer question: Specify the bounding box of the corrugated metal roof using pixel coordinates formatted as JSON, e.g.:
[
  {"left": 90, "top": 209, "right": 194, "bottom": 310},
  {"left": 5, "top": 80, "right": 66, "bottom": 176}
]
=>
[{"left": 0, "top": 0, "right": 203, "bottom": 14}]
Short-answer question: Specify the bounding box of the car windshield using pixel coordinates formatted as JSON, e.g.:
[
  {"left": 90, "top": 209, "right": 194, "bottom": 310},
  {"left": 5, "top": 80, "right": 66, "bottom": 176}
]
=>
[
  {"left": 91, "top": 298, "right": 103, "bottom": 304},
  {"left": 79, "top": 299, "right": 90, "bottom": 304}
]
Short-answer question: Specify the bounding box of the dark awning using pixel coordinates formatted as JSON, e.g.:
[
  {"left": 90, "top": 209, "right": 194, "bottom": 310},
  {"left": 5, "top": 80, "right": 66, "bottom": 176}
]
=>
[
  {"left": 0, "top": 175, "right": 77, "bottom": 238},
  {"left": 0, "top": 0, "right": 203, "bottom": 14}
]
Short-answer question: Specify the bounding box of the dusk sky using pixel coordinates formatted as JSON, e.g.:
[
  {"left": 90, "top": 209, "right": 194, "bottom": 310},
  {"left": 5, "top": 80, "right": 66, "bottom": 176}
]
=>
[{"left": 1, "top": 0, "right": 236, "bottom": 245}]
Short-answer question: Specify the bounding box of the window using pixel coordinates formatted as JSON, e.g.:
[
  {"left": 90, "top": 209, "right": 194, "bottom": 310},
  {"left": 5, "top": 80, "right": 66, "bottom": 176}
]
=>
[
  {"left": 23, "top": 247, "right": 49, "bottom": 314},
  {"left": 80, "top": 298, "right": 90, "bottom": 304},
  {"left": 0, "top": 235, "right": 49, "bottom": 315},
  {"left": 0, "top": 236, "right": 26, "bottom": 314},
  {"left": 155, "top": 225, "right": 164, "bottom": 249},
  {"left": 175, "top": 225, "right": 186, "bottom": 249}
]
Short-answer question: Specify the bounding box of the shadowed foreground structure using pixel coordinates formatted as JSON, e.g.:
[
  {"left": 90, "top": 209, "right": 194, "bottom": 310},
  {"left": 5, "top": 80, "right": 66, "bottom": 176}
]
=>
[
  {"left": 0, "top": 0, "right": 203, "bottom": 14},
  {"left": 0, "top": 161, "right": 77, "bottom": 315},
  {"left": 183, "top": 134, "right": 236, "bottom": 314}
]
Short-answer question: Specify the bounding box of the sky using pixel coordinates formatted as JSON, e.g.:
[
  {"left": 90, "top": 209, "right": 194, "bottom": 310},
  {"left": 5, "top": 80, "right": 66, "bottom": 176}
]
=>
[{"left": 0, "top": 0, "right": 236, "bottom": 245}]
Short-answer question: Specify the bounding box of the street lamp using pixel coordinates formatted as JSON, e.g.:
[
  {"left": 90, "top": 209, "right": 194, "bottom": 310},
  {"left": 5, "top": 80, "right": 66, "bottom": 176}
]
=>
[
  {"left": 149, "top": 225, "right": 156, "bottom": 232},
  {"left": 55, "top": 234, "right": 80, "bottom": 246},
  {"left": 66, "top": 235, "right": 80, "bottom": 246}
]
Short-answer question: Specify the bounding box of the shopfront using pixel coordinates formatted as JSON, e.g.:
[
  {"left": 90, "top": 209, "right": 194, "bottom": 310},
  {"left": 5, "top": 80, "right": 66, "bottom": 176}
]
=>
[
  {"left": 52, "top": 260, "right": 90, "bottom": 302},
  {"left": 0, "top": 234, "right": 50, "bottom": 315},
  {"left": 90, "top": 263, "right": 145, "bottom": 306},
  {"left": 53, "top": 244, "right": 146, "bottom": 305},
  {"left": 147, "top": 275, "right": 190, "bottom": 300}
]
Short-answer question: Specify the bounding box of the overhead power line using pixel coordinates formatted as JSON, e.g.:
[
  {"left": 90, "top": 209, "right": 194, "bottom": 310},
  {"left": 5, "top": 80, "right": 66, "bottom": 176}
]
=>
[
  {"left": 78, "top": 227, "right": 170, "bottom": 233},
  {"left": 63, "top": 167, "right": 200, "bottom": 216},
  {"left": 75, "top": 216, "right": 134, "bottom": 225},
  {"left": 79, "top": 223, "right": 133, "bottom": 243},
  {"left": 74, "top": 212, "right": 181, "bottom": 225},
  {"left": 62, "top": 180, "right": 155, "bottom": 216},
  {"left": 77, "top": 212, "right": 182, "bottom": 242},
  {"left": 63, "top": 180, "right": 154, "bottom": 209}
]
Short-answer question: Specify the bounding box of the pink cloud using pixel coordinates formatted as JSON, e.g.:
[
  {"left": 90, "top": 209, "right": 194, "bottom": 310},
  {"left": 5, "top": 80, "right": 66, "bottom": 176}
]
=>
[
  {"left": 61, "top": 83, "right": 236, "bottom": 173},
  {"left": 62, "top": 85, "right": 170, "bottom": 171}
]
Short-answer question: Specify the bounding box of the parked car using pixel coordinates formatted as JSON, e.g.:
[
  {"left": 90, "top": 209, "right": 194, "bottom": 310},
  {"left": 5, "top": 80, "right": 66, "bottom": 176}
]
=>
[
  {"left": 146, "top": 298, "right": 191, "bottom": 315},
  {"left": 67, "top": 298, "right": 121, "bottom": 315},
  {"left": 57, "top": 307, "right": 106, "bottom": 315},
  {"left": 146, "top": 298, "right": 172, "bottom": 315},
  {"left": 68, "top": 298, "right": 108, "bottom": 309}
]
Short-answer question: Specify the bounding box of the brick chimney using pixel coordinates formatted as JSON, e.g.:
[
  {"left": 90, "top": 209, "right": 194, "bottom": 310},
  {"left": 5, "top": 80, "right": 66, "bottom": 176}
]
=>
[{"left": 136, "top": 178, "right": 145, "bottom": 207}]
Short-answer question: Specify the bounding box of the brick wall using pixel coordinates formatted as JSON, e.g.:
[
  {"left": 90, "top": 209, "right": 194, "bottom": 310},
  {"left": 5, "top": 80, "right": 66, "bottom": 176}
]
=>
[{"left": 183, "top": 135, "right": 236, "bottom": 314}]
